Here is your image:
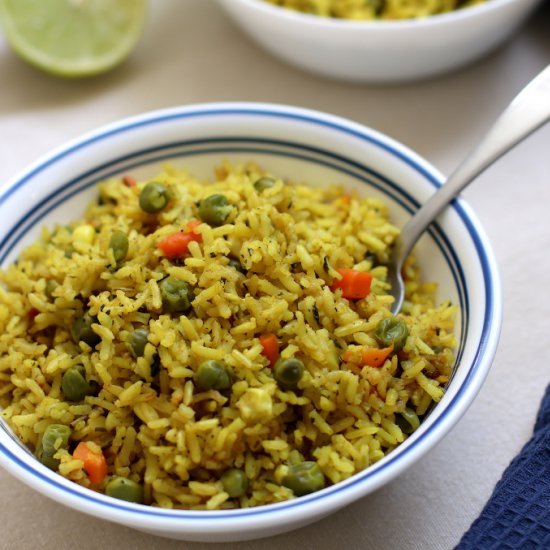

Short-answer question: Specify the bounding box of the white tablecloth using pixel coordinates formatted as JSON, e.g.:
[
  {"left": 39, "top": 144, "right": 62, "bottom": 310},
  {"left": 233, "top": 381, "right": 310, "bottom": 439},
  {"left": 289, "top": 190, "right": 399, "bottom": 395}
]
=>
[{"left": 1, "top": 1, "right": 549, "bottom": 548}]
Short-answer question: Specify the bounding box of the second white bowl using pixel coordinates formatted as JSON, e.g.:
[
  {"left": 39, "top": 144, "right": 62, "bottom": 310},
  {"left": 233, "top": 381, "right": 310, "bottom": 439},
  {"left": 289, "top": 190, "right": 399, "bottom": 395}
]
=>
[{"left": 216, "top": 0, "right": 543, "bottom": 83}]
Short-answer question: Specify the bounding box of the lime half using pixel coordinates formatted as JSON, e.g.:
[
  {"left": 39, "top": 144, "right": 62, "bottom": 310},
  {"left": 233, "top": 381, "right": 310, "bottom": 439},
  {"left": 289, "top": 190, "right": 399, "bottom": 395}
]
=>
[{"left": 0, "top": 0, "right": 147, "bottom": 77}]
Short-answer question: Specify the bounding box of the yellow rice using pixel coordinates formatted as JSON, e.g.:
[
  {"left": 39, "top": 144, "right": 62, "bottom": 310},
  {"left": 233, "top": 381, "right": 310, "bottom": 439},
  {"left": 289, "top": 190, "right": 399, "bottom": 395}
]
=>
[
  {"left": 264, "top": 0, "right": 486, "bottom": 20},
  {"left": 0, "top": 162, "right": 457, "bottom": 509}
]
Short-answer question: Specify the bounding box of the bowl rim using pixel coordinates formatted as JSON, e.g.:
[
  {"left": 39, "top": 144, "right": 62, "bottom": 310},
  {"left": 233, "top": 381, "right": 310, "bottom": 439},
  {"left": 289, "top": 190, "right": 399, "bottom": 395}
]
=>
[
  {"left": 220, "top": 0, "right": 527, "bottom": 29},
  {"left": 0, "top": 102, "right": 502, "bottom": 531}
]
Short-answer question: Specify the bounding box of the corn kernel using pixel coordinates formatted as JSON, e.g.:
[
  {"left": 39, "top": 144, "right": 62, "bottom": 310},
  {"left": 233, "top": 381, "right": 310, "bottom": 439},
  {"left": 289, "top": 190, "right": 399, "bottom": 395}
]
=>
[{"left": 73, "top": 224, "right": 95, "bottom": 252}]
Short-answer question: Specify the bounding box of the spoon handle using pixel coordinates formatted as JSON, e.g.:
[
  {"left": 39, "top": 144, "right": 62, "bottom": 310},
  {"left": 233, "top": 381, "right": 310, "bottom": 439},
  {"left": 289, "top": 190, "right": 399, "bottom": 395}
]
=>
[{"left": 397, "top": 64, "right": 550, "bottom": 262}]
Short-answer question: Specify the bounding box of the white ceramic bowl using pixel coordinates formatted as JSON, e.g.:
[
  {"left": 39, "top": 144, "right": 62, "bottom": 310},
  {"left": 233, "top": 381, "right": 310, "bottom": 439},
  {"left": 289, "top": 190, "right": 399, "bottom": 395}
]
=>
[
  {"left": 0, "top": 103, "right": 501, "bottom": 542},
  {"left": 216, "top": 0, "right": 543, "bottom": 83}
]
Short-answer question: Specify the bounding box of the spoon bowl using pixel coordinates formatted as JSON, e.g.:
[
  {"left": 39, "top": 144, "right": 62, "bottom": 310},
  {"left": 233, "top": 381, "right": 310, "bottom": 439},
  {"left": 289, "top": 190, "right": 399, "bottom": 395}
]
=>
[{"left": 389, "top": 64, "right": 550, "bottom": 314}]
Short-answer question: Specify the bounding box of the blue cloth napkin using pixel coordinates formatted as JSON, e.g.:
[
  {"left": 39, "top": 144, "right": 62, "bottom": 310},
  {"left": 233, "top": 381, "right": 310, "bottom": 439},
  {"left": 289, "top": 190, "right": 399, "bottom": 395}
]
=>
[{"left": 456, "top": 384, "right": 550, "bottom": 549}]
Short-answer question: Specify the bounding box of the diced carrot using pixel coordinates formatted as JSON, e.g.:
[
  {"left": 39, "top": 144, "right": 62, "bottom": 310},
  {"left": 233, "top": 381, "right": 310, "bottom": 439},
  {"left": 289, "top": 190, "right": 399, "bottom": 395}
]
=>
[
  {"left": 158, "top": 232, "right": 195, "bottom": 259},
  {"left": 73, "top": 441, "right": 107, "bottom": 484},
  {"left": 343, "top": 344, "right": 394, "bottom": 368},
  {"left": 158, "top": 221, "right": 202, "bottom": 259},
  {"left": 122, "top": 175, "right": 137, "bottom": 187},
  {"left": 360, "top": 344, "right": 394, "bottom": 367},
  {"left": 259, "top": 333, "right": 279, "bottom": 367},
  {"left": 330, "top": 268, "right": 373, "bottom": 300}
]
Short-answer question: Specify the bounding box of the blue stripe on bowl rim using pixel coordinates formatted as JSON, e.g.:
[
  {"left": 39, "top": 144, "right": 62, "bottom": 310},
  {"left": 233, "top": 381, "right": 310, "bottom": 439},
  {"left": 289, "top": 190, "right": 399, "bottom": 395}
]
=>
[{"left": 0, "top": 104, "right": 496, "bottom": 521}]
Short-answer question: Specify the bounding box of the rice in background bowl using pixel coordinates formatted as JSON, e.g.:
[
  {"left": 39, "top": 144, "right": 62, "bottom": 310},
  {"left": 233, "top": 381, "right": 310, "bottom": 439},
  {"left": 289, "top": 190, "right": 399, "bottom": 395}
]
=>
[
  {"left": 262, "top": 0, "right": 487, "bottom": 20},
  {"left": 0, "top": 103, "right": 501, "bottom": 542},
  {"left": 216, "top": 0, "right": 544, "bottom": 82}
]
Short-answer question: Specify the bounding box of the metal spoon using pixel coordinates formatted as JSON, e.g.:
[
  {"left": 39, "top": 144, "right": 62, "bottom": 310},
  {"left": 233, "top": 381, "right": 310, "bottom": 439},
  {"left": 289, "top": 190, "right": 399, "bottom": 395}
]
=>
[{"left": 388, "top": 64, "right": 550, "bottom": 315}]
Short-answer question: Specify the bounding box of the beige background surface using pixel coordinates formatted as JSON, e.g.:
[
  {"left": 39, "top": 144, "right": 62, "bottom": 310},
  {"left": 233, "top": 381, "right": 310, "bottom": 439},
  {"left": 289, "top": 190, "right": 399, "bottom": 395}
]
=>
[{"left": 1, "top": 1, "right": 549, "bottom": 549}]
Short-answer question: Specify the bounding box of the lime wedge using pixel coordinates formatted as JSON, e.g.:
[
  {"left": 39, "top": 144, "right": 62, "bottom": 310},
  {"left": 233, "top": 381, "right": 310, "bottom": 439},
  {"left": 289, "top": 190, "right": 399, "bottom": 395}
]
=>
[{"left": 0, "top": 0, "right": 147, "bottom": 77}]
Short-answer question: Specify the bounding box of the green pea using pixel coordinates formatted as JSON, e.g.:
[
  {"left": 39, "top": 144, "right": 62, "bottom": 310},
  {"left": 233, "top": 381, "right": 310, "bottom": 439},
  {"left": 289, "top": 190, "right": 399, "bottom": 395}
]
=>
[
  {"left": 395, "top": 408, "right": 420, "bottom": 435},
  {"left": 139, "top": 181, "right": 169, "bottom": 214},
  {"left": 273, "top": 357, "right": 304, "bottom": 391},
  {"left": 37, "top": 449, "right": 61, "bottom": 472},
  {"left": 221, "top": 468, "right": 248, "bottom": 498},
  {"left": 45, "top": 279, "right": 58, "bottom": 300},
  {"left": 109, "top": 230, "right": 129, "bottom": 263},
  {"left": 197, "top": 194, "right": 233, "bottom": 226},
  {"left": 71, "top": 312, "right": 100, "bottom": 347},
  {"left": 253, "top": 176, "right": 276, "bottom": 193},
  {"left": 37, "top": 450, "right": 63, "bottom": 472},
  {"left": 375, "top": 317, "right": 409, "bottom": 352},
  {"left": 195, "top": 360, "right": 232, "bottom": 391},
  {"left": 228, "top": 258, "right": 246, "bottom": 274},
  {"left": 37, "top": 424, "right": 71, "bottom": 470},
  {"left": 105, "top": 477, "right": 144, "bottom": 504},
  {"left": 282, "top": 461, "right": 325, "bottom": 496},
  {"left": 62, "top": 365, "right": 96, "bottom": 401},
  {"left": 159, "top": 277, "right": 194, "bottom": 313},
  {"left": 40, "top": 424, "right": 71, "bottom": 455},
  {"left": 127, "top": 328, "right": 149, "bottom": 358}
]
